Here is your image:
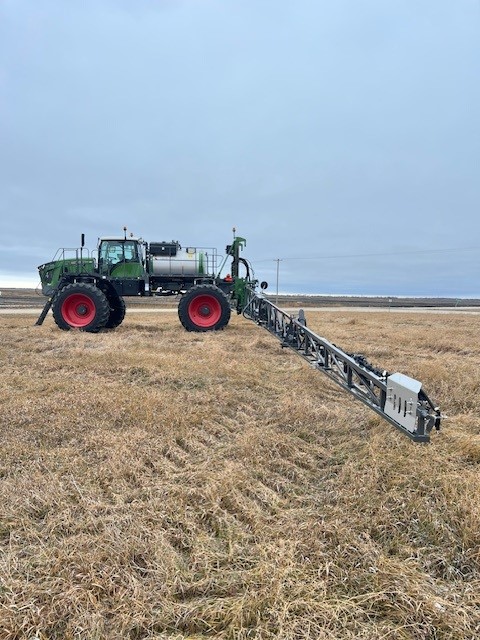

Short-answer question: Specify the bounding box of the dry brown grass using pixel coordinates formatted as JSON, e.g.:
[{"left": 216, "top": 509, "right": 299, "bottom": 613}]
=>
[{"left": 0, "top": 310, "right": 479, "bottom": 639}]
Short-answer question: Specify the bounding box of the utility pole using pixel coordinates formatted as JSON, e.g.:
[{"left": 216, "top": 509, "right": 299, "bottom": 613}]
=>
[{"left": 275, "top": 258, "right": 282, "bottom": 306}]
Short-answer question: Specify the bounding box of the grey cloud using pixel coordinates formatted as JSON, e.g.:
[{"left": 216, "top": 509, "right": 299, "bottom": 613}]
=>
[{"left": 0, "top": 0, "right": 479, "bottom": 294}]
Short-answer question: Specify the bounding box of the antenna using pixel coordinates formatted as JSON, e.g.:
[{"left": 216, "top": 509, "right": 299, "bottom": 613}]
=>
[{"left": 80, "top": 233, "right": 85, "bottom": 268}]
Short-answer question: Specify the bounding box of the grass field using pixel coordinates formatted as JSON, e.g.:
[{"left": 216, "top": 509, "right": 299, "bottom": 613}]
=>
[{"left": 1, "top": 310, "right": 479, "bottom": 639}]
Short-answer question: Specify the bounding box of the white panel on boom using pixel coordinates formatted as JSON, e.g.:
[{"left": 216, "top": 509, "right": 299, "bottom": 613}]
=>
[{"left": 384, "top": 373, "right": 422, "bottom": 434}]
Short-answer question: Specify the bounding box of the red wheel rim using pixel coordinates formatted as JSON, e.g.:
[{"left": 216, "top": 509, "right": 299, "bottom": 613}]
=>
[
  {"left": 188, "top": 294, "right": 222, "bottom": 328},
  {"left": 61, "top": 293, "right": 96, "bottom": 327}
]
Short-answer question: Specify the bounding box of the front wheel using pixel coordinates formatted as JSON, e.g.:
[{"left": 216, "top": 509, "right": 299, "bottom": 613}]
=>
[
  {"left": 178, "top": 285, "right": 231, "bottom": 332},
  {"left": 52, "top": 283, "right": 110, "bottom": 332}
]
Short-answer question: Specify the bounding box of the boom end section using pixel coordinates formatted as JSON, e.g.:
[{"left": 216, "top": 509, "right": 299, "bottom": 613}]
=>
[{"left": 384, "top": 372, "right": 441, "bottom": 442}]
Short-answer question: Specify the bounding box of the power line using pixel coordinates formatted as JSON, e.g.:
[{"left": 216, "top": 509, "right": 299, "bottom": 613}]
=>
[{"left": 253, "top": 246, "right": 480, "bottom": 263}]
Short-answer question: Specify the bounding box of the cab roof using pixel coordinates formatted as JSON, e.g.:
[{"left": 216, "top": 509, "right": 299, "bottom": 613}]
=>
[{"left": 98, "top": 237, "right": 141, "bottom": 242}]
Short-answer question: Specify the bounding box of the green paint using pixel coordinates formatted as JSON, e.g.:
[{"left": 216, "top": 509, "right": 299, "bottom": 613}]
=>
[
  {"left": 38, "top": 258, "right": 96, "bottom": 295},
  {"left": 110, "top": 263, "right": 144, "bottom": 278}
]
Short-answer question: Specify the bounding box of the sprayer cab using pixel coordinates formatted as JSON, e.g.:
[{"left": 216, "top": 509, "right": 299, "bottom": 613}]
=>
[{"left": 96, "top": 237, "right": 147, "bottom": 296}]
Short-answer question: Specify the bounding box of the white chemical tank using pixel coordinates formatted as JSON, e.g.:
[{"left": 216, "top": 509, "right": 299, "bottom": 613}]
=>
[{"left": 148, "top": 242, "right": 216, "bottom": 277}]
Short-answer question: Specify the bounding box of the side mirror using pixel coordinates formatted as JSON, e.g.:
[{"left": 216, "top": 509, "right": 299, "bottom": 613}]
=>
[{"left": 260, "top": 281, "right": 268, "bottom": 290}]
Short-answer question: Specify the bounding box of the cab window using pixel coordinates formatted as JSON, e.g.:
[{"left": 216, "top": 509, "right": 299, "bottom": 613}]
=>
[{"left": 100, "top": 241, "right": 139, "bottom": 263}]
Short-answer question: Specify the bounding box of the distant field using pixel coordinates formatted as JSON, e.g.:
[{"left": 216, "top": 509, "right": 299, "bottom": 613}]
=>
[
  {"left": 270, "top": 294, "right": 480, "bottom": 309},
  {"left": 1, "top": 288, "right": 480, "bottom": 310},
  {"left": 1, "top": 310, "right": 479, "bottom": 639}
]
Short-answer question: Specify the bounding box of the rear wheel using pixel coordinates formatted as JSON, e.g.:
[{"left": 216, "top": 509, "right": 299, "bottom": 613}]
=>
[
  {"left": 105, "top": 292, "right": 126, "bottom": 329},
  {"left": 178, "top": 284, "right": 231, "bottom": 332},
  {"left": 52, "top": 283, "right": 110, "bottom": 332}
]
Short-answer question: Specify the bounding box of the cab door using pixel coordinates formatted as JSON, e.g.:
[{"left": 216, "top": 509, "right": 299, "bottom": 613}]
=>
[{"left": 98, "top": 240, "right": 146, "bottom": 295}]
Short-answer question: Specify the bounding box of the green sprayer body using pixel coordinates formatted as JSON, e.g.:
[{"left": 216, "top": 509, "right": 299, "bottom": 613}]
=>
[{"left": 37, "top": 233, "right": 255, "bottom": 332}]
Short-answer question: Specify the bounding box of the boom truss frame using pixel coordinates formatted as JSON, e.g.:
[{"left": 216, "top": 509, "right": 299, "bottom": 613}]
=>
[{"left": 243, "top": 289, "right": 441, "bottom": 442}]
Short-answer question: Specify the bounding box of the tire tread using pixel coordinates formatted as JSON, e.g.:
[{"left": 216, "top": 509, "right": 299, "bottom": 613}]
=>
[{"left": 178, "top": 284, "right": 231, "bottom": 332}]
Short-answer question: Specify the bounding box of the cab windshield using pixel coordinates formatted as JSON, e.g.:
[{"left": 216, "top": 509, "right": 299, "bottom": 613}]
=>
[{"left": 98, "top": 240, "right": 140, "bottom": 274}]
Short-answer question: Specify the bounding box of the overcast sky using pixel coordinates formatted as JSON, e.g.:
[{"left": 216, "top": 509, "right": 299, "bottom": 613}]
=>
[{"left": 1, "top": 0, "right": 479, "bottom": 295}]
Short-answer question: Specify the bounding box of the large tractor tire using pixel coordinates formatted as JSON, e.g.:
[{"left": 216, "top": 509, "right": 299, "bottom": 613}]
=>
[
  {"left": 104, "top": 291, "right": 126, "bottom": 329},
  {"left": 178, "top": 284, "right": 231, "bottom": 332},
  {"left": 52, "top": 283, "right": 110, "bottom": 332}
]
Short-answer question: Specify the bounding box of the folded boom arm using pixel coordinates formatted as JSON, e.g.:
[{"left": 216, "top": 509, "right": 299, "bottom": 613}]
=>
[{"left": 243, "top": 289, "right": 441, "bottom": 442}]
